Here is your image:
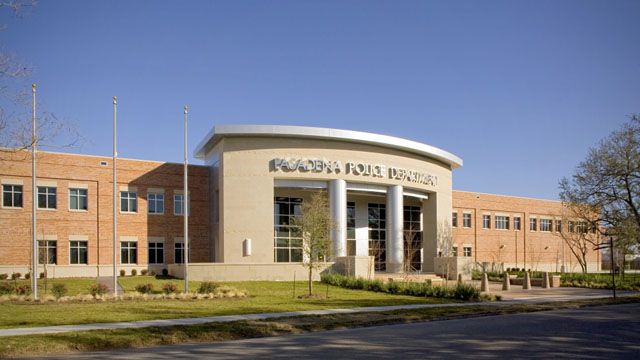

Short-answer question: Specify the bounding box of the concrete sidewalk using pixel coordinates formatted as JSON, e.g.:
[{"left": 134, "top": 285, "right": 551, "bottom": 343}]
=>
[{"left": 0, "top": 287, "right": 636, "bottom": 338}]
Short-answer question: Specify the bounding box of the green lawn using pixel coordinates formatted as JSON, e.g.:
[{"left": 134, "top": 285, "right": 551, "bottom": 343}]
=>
[{"left": 0, "top": 278, "right": 451, "bottom": 329}]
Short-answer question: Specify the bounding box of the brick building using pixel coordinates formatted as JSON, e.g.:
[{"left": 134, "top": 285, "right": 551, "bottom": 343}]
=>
[{"left": 0, "top": 125, "right": 600, "bottom": 279}]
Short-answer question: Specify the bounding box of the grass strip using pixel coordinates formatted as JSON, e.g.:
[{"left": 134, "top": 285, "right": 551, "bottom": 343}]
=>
[{"left": 1, "top": 296, "right": 638, "bottom": 358}]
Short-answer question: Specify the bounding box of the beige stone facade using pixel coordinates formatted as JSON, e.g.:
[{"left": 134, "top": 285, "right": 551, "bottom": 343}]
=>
[{"left": 0, "top": 125, "right": 600, "bottom": 280}]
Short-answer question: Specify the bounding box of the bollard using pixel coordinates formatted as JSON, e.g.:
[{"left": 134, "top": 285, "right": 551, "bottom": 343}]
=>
[
  {"left": 542, "top": 272, "right": 551, "bottom": 289},
  {"left": 481, "top": 272, "right": 490, "bottom": 292},
  {"left": 502, "top": 273, "right": 511, "bottom": 291},
  {"left": 523, "top": 271, "right": 531, "bottom": 290}
]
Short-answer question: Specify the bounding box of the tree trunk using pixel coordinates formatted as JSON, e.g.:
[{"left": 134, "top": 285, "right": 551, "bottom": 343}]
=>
[{"left": 308, "top": 266, "right": 313, "bottom": 296}]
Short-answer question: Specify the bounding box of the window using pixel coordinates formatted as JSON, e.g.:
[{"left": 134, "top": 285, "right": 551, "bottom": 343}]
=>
[
  {"left": 482, "top": 214, "right": 491, "bottom": 229},
  {"left": 555, "top": 220, "right": 562, "bottom": 232},
  {"left": 174, "top": 242, "right": 184, "bottom": 264},
  {"left": 463, "top": 246, "right": 472, "bottom": 257},
  {"left": 568, "top": 221, "right": 575, "bottom": 233},
  {"left": 120, "top": 241, "right": 137, "bottom": 264},
  {"left": 404, "top": 205, "right": 422, "bottom": 271},
  {"left": 540, "top": 219, "right": 552, "bottom": 232},
  {"left": 37, "top": 186, "right": 57, "bottom": 209},
  {"left": 452, "top": 212, "right": 458, "bottom": 227},
  {"left": 69, "top": 188, "right": 88, "bottom": 211},
  {"left": 2, "top": 184, "right": 22, "bottom": 208},
  {"left": 514, "top": 216, "right": 521, "bottom": 231},
  {"left": 274, "top": 197, "right": 303, "bottom": 263},
  {"left": 38, "top": 240, "right": 57, "bottom": 265},
  {"left": 368, "top": 203, "right": 386, "bottom": 271},
  {"left": 452, "top": 246, "right": 458, "bottom": 257},
  {"left": 174, "top": 194, "right": 190, "bottom": 216},
  {"left": 495, "top": 216, "right": 510, "bottom": 230},
  {"left": 463, "top": 213, "right": 472, "bottom": 228},
  {"left": 346, "top": 202, "right": 356, "bottom": 256},
  {"left": 120, "top": 191, "right": 137, "bottom": 213},
  {"left": 148, "top": 242, "right": 164, "bottom": 264},
  {"left": 69, "top": 241, "right": 88, "bottom": 264},
  {"left": 530, "top": 218, "right": 537, "bottom": 231},
  {"left": 576, "top": 222, "right": 588, "bottom": 234},
  {"left": 147, "top": 192, "right": 164, "bottom": 214}
]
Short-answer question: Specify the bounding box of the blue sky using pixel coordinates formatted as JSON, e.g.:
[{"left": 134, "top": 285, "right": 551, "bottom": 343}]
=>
[{"left": 2, "top": 0, "right": 639, "bottom": 199}]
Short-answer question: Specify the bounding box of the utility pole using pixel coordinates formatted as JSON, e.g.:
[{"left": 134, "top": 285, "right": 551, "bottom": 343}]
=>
[
  {"left": 113, "top": 96, "right": 118, "bottom": 296},
  {"left": 31, "top": 84, "right": 38, "bottom": 301},
  {"left": 183, "top": 105, "right": 189, "bottom": 293}
]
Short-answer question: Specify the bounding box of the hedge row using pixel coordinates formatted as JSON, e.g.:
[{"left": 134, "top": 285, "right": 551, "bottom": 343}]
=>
[{"left": 320, "top": 273, "right": 481, "bottom": 301}]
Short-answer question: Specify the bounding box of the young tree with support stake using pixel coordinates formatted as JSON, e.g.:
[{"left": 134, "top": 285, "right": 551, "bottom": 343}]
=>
[{"left": 293, "top": 192, "right": 333, "bottom": 297}]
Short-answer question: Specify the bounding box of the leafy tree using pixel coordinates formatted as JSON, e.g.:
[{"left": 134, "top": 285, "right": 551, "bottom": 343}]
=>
[
  {"left": 560, "top": 115, "right": 640, "bottom": 247},
  {"left": 292, "top": 192, "right": 333, "bottom": 296},
  {"left": 555, "top": 203, "right": 600, "bottom": 273}
]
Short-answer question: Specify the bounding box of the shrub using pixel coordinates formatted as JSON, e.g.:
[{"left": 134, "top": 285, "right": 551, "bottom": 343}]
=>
[
  {"left": 135, "top": 283, "right": 153, "bottom": 294},
  {"left": 141, "top": 269, "right": 148, "bottom": 276},
  {"left": 452, "top": 283, "right": 480, "bottom": 301},
  {"left": 162, "top": 283, "right": 177, "bottom": 294},
  {"left": 131, "top": 269, "right": 137, "bottom": 276},
  {"left": 89, "top": 283, "right": 109, "bottom": 297},
  {"left": 162, "top": 268, "right": 169, "bottom": 276},
  {"left": 15, "top": 285, "right": 31, "bottom": 296},
  {"left": 0, "top": 274, "right": 7, "bottom": 280},
  {"left": 39, "top": 272, "right": 45, "bottom": 279},
  {"left": 119, "top": 269, "right": 126, "bottom": 277},
  {"left": 386, "top": 281, "right": 401, "bottom": 294},
  {"left": 0, "top": 282, "right": 14, "bottom": 295},
  {"left": 150, "top": 270, "right": 157, "bottom": 276},
  {"left": 24, "top": 272, "right": 31, "bottom": 280},
  {"left": 51, "top": 283, "right": 68, "bottom": 299},
  {"left": 197, "top": 281, "right": 219, "bottom": 294},
  {"left": 11, "top": 272, "right": 21, "bottom": 280}
]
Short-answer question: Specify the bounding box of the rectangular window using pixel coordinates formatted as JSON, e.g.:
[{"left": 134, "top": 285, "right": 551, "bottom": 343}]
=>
[
  {"left": 274, "top": 197, "right": 303, "bottom": 263},
  {"left": 368, "top": 203, "right": 386, "bottom": 271},
  {"left": 148, "top": 242, "right": 164, "bottom": 264},
  {"left": 452, "top": 246, "right": 458, "bottom": 257},
  {"left": 555, "top": 220, "right": 562, "bottom": 232},
  {"left": 495, "top": 215, "right": 510, "bottom": 230},
  {"left": 120, "top": 191, "right": 137, "bottom": 213},
  {"left": 173, "top": 194, "right": 190, "bottom": 216},
  {"left": 540, "top": 219, "right": 552, "bottom": 232},
  {"left": 174, "top": 242, "right": 184, "bottom": 264},
  {"left": 568, "top": 221, "right": 575, "bottom": 233},
  {"left": 69, "top": 241, "right": 88, "bottom": 264},
  {"left": 120, "top": 241, "right": 137, "bottom": 264},
  {"left": 3, "top": 184, "right": 23, "bottom": 208},
  {"left": 38, "top": 240, "right": 57, "bottom": 265},
  {"left": 69, "top": 188, "right": 88, "bottom": 211},
  {"left": 37, "top": 186, "right": 57, "bottom": 209},
  {"left": 463, "top": 246, "right": 472, "bottom": 257},
  {"left": 404, "top": 205, "right": 422, "bottom": 271},
  {"left": 514, "top": 217, "right": 521, "bottom": 231},
  {"left": 530, "top": 218, "right": 537, "bottom": 231},
  {"left": 147, "top": 193, "right": 164, "bottom": 214},
  {"left": 452, "top": 212, "right": 458, "bottom": 227},
  {"left": 346, "top": 201, "right": 356, "bottom": 256},
  {"left": 463, "top": 213, "right": 472, "bottom": 228},
  {"left": 482, "top": 214, "right": 491, "bottom": 229}
]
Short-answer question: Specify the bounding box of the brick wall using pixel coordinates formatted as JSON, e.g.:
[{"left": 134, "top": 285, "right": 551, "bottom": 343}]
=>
[{"left": 0, "top": 150, "right": 210, "bottom": 274}]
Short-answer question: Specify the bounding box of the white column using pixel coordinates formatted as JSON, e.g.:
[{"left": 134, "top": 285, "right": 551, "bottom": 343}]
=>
[
  {"left": 386, "top": 185, "right": 404, "bottom": 273},
  {"left": 329, "top": 179, "right": 347, "bottom": 258}
]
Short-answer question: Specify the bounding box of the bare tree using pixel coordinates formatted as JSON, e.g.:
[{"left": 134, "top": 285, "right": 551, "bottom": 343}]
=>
[
  {"left": 0, "top": 1, "right": 82, "bottom": 153},
  {"left": 555, "top": 203, "right": 600, "bottom": 273},
  {"left": 403, "top": 227, "right": 421, "bottom": 276},
  {"left": 436, "top": 219, "right": 454, "bottom": 280},
  {"left": 292, "top": 192, "right": 333, "bottom": 296},
  {"left": 560, "top": 115, "right": 640, "bottom": 246}
]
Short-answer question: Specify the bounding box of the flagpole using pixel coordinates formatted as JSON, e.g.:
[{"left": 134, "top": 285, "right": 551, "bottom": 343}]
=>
[
  {"left": 31, "top": 83, "right": 38, "bottom": 301},
  {"left": 113, "top": 96, "right": 118, "bottom": 296},
  {"left": 184, "top": 105, "right": 189, "bottom": 293}
]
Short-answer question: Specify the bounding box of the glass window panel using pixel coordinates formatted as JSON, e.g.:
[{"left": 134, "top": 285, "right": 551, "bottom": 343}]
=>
[
  {"left": 290, "top": 249, "right": 302, "bottom": 262},
  {"left": 276, "top": 248, "right": 289, "bottom": 262},
  {"left": 275, "top": 238, "right": 289, "bottom": 247}
]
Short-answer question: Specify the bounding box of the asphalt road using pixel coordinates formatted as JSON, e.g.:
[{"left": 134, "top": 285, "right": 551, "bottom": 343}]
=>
[{"left": 41, "top": 303, "right": 640, "bottom": 359}]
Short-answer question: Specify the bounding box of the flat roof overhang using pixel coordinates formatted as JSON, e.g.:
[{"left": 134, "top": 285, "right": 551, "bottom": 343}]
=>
[{"left": 194, "top": 125, "right": 463, "bottom": 169}]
